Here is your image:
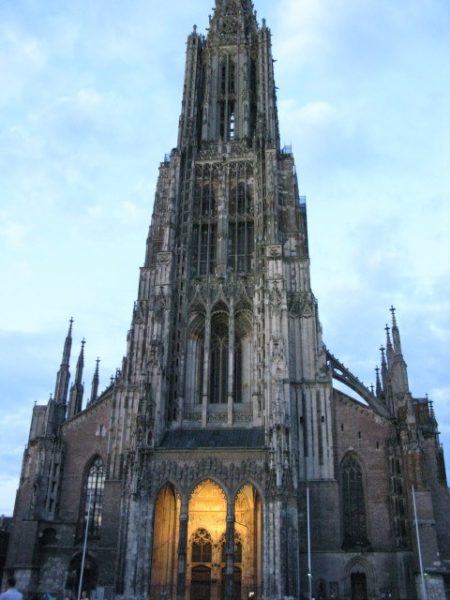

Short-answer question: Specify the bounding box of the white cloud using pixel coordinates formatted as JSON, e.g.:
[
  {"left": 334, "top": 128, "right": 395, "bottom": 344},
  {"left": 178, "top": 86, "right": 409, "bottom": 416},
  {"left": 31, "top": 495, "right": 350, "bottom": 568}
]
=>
[
  {"left": 0, "top": 25, "right": 46, "bottom": 106},
  {"left": 0, "top": 220, "right": 28, "bottom": 249}
]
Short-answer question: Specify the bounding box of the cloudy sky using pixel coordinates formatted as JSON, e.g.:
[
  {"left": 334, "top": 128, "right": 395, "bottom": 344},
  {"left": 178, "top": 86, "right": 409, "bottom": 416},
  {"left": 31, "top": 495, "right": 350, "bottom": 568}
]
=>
[{"left": 0, "top": 0, "right": 449, "bottom": 515}]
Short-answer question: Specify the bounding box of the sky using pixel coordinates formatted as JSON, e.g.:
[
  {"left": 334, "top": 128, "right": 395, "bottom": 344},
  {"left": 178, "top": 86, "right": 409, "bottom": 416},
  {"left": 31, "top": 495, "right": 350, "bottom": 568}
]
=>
[{"left": 0, "top": 0, "right": 449, "bottom": 516}]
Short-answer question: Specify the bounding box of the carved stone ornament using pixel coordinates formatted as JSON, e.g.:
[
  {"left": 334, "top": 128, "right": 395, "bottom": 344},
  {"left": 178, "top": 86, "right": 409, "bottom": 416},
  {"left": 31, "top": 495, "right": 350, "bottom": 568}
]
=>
[
  {"left": 145, "top": 456, "right": 266, "bottom": 496},
  {"left": 156, "top": 252, "right": 172, "bottom": 266},
  {"left": 268, "top": 282, "right": 283, "bottom": 312},
  {"left": 266, "top": 245, "right": 283, "bottom": 259},
  {"left": 302, "top": 301, "right": 314, "bottom": 318}
]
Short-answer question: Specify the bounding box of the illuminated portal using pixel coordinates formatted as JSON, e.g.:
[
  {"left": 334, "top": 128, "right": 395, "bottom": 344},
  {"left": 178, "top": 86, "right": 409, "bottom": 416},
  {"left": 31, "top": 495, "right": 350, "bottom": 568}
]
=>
[
  {"left": 234, "top": 485, "right": 262, "bottom": 598},
  {"left": 150, "top": 484, "right": 181, "bottom": 598},
  {"left": 188, "top": 481, "right": 227, "bottom": 600},
  {"left": 183, "top": 480, "right": 262, "bottom": 600}
]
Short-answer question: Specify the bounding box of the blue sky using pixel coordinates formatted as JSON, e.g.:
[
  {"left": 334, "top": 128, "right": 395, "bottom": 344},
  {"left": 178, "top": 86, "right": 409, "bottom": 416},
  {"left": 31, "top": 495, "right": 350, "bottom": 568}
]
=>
[{"left": 0, "top": 0, "right": 449, "bottom": 516}]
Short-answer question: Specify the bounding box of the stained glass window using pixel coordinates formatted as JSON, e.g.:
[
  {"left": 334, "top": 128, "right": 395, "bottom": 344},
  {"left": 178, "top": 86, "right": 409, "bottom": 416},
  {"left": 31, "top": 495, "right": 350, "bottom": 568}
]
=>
[
  {"left": 341, "top": 455, "right": 369, "bottom": 549},
  {"left": 84, "top": 457, "right": 105, "bottom": 538}
]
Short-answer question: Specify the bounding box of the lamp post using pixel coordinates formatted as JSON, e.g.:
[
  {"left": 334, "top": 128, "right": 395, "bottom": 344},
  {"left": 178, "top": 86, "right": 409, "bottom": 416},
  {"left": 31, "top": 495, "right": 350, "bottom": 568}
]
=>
[
  {"left": 306, "top": 485, "right": 312, "bottom": 600},
  {"left": 78, "top": 490, "right": 93, "bottom": 600},
  {"left": 412, "top": 486, "right": 428, "bottom": 600}
]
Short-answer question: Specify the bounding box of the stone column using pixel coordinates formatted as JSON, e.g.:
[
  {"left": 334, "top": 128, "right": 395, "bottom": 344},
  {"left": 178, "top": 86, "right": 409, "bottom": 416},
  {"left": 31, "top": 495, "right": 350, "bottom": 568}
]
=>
[
  {"left": 225, "top": 500, "right": 236, "bottom": 600},
  {"left": 202, "top": 307, "right": 211, "bottom": 426},
  {"left": 177, "top": 495, "right": 189, "bottom": 600},
  {"left": 227, "top": 299, "right": 235, "bottom": 425}
]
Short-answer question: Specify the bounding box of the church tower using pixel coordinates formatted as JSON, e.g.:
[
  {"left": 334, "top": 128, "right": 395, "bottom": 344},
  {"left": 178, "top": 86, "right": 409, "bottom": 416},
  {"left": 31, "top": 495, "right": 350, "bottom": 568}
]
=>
[
  {"left": 6, "top": 1, "right": 450, "bottom": 599},
  {"left": 115, "top": 1, "right": 334, "bottom": 598}
]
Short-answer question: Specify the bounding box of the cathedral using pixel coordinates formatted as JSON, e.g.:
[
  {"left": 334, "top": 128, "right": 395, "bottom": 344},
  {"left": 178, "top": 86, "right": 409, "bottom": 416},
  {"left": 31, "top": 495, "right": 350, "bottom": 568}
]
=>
[{"left": 4, "top": 1, "right": 450, "bottom": 599}]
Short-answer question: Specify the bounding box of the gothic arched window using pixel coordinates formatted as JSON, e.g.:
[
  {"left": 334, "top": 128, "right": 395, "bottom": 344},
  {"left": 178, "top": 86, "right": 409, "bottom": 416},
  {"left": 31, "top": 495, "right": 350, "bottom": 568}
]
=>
[
  {"left": 341, "top": 455, "right": 369, "bottom": 550},
  {"left": 192, "top": 529, "right": 213, "bottom": 563},
  {"left": 191, "top": 224, "right": 217, "bottom": 276},
  {"left": 210, "top": 319, "right": 229, "bottom": 404},
  {"left": 228, "top": 221, "right": 254, "bottom": 273},
  {"left": 221, "top": 61, "right": 227, "bottom": 95},
  {"left": 237, "top": 182, "right": 246, "bottom": 213},
  {"left": 233, "top": 336, "right": 243, "bottom": 403},
  {"left": 228, "top": 175, "right": 254, "bottom": 272},
  {"left": 229, "top": 60, "right": 236, "bottom": 95},
  {"left": 202, "top": 184, "right": 215, "bottom": 216},
  {"left": 84, "top": 457, "right": 105, "bottom": 538}
]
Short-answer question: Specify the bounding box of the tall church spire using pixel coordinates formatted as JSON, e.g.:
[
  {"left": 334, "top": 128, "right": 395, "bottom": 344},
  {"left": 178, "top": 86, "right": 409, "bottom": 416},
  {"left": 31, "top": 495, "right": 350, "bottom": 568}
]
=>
[
  {"left": 67, "top": 339, "right": 85, "bottom": 419},
  {"left": 209, "top": 0, "right": 257, "bottom": 39}
]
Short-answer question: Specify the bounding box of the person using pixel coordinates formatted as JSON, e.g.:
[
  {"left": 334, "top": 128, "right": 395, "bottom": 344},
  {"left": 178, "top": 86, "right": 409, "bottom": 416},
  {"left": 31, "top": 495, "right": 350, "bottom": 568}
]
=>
[{"left": 0, "top": 576, "right": 23, "bottom": 599}]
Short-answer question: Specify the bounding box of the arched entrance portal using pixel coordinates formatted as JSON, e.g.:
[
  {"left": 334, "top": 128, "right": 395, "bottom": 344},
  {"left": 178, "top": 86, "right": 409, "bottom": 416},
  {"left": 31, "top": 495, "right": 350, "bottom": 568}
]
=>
[
  {"left": 150, "top": 484, "right": 181, "bottom": 599},
  {"left": 234, "top": 484, "right": 262, "bottom": 599},
  {"left": 188, "top": 480, "right": 227, "bottom": 600},
  {"left": 150, "top": 480, "right": 263, "bottom": 600},
  {"left": 65, "top": 553, "right": 98, "bottom": 596},
  {"left": 351, "top": 572, "right": 368, "bottom": 600}
]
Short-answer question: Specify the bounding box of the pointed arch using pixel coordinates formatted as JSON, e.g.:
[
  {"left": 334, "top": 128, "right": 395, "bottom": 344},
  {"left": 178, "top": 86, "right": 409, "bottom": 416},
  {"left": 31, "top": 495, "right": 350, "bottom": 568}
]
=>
[
  {"left": 187, "top": 480, "right": 228, "bottom": 599},
  {"left": 191, "top": 528, "right": 213, "bottom": 563},
  {"left": 151, "top": 483, "right": 180, "bottom": 599},
  {"left": 234, "top": 310, "right": 252, "bottom": 404},
  {"left": 234, "top": 483, "right": 263, "bottom": 598},
  {"left": 66, "top": 551, "right": 98, "bottom": 595},
  {"left": 340, "top": 453, "right": 370, "bottom": 550},
  {"left": 79, "top": 455, "right": 105, "bottom": 539},
  {"left": 185, "top": 311, "right": 206, "bottom": 407},
  {"left": 210, "top": 307, "right": 229, "bottom": 405}
]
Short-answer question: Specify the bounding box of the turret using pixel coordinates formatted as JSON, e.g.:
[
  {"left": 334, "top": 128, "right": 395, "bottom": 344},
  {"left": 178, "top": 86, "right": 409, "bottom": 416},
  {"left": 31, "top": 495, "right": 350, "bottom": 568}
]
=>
[
  {"left": 391, "top": 305, "right": 402, "bottom": 354},
  {"left": 375, "top": 366, "right": 382, "bottom": 399},
  {"left": 388, "top": 307, "right": 410, "bottom": 395},
  {"left": 385, "top": 324, "right": 394, "bottom": 367},
  {"left": 67, "top": 339, "right": 85, "bottom": 419},
  {"left": 45, "top": 319, "right": 73, "bottom": 433},
  {"left": 89, "top": 358, "right": 100, "bottom": 405}
]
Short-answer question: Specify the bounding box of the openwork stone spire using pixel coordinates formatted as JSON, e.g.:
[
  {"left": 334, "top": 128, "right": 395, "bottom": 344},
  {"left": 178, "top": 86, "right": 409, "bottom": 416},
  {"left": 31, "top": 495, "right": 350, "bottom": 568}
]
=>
[{"left": 209, "top": 0, "right": 257, "bottom": 42}]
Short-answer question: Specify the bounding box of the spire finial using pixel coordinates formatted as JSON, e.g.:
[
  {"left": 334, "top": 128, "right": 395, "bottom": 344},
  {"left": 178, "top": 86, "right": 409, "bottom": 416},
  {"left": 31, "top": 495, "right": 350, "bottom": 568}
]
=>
[
  {"left": 390, "top": 305, "right": 397, "bottom": 326},
  {"left": 390, "top": 305, "right": 403, "bottom": 355},
  {"left": 375, "top": 366, "right": 382, "bottom": 397},
  {"left": 385, "top": 324, "right": 392, "bottom": 344},
  {"left": 68, "top": 339, "right": 85, "bottom": 418}
]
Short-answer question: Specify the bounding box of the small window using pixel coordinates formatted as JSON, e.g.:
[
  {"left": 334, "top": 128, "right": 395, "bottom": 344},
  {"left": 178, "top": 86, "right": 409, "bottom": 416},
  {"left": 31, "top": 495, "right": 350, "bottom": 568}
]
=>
[
  {"left": 229, "top": 101, "right": 235, "bottom": 140},
  {"left": 229, "top": 61, "right": 236, "bottom": 94},
  {"left": 41, "top": 528, "right": 57, "bottom": 546},
  {"left": 192, "top": 529, "right": 212, "bottom": 563}
]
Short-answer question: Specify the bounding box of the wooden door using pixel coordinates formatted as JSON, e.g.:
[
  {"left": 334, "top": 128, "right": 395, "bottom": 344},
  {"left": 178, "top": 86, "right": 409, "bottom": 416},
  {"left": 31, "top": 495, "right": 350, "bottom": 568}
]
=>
[{"left": 351, "top": 573, "right": 368, "bottom": 600}]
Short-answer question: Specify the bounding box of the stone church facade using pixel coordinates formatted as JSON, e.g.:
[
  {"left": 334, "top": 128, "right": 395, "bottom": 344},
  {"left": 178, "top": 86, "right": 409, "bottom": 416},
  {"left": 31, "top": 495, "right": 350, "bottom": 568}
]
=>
[{"left": 4, "top": 1, "right": 450, "bottom": 599}]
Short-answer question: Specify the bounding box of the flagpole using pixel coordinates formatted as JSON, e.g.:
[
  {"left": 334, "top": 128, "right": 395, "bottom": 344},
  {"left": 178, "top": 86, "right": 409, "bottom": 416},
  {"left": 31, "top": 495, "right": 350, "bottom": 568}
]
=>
[
  {"left": 412, "top": 486, "right": 427, "bottom": 600},
  {"left": 307, "top": 485, "right": 312, "bottom": 600},
  {"left": 78, "top": 490, "right": 93, "bottom": 600}
]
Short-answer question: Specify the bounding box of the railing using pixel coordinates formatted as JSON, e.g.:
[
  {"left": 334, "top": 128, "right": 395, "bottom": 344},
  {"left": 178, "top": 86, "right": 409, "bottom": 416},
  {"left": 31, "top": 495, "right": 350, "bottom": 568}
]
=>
[{"left": 148, "top": 584, "right": 263, "bottom": 600}]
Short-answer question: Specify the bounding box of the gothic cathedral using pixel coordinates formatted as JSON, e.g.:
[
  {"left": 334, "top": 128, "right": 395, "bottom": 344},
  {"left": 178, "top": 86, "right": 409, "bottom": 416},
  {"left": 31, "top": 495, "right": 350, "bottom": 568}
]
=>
[{"left": 5, "top": 2, "right": 450, "bottom": 599}]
